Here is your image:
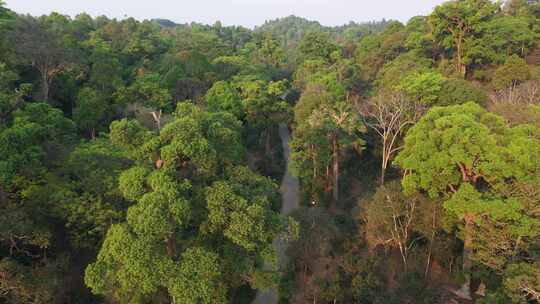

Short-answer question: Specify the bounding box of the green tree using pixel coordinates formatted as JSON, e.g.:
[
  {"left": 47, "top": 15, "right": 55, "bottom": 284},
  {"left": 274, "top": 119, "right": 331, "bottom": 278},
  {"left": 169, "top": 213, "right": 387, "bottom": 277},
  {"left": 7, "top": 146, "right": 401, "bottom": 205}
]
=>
[
  {"left": 258, "top": 34, "right": 285, "bottom": 68},
  {"left": 374, "top": 52, "right": 433, "bottom": 93},
  {"left": 12, "top": 16, "right": 74, "bottom": 102},
  {"left": 55, "top": 139, "right": 129, "bottom": 247},
  {"left": 437, "top": 77, "right": 487, "bottom": 106},
  {"left": 0, "top": 102, "right": 76, "bottom": 303},
  {"left": 85, "top": 37, "right": 123, "bottom": 93},
  {"left": 398, "top": 71, "right": 444, "bottom": 106},
  {"left": 235, "top": 76, "right": 291, "bottom": 155},
  {"left": 481, "top": 16, "right": 537, "bottom": 62},
  {"left": 492, "top": 55, "right": 531, "bottom": 90},
  {"left": 297, "top": 31, "right": 338, "bottom": 63},
  {"left": 205, "top": 80, "right": 243, "bottom": 119},
  {"left": 85, "top": 103, "right": 287, "bottom": 302},
  {"left": 291, "top": 78, "right": 365, "bottom": 201},
  {"left": 395, "top": 102, "right": 540, "bottom": 299},
  {"left": 503, "top": 262, "right": 540, "bottom": 302},
  {"left": 168, "top": 247, "right": 227, "bottom": 304},
  {"left": 0, "top": 63, "right": 30, "bottom": 125},
  {"left": 115, "top": 72, "right": 172, "bottom": 129},
  {"left": 429, "top": 0, "right": 499, "bottom": 77},
  {"left": 73, "top": 87, "right": 109, "bottom": 139}
]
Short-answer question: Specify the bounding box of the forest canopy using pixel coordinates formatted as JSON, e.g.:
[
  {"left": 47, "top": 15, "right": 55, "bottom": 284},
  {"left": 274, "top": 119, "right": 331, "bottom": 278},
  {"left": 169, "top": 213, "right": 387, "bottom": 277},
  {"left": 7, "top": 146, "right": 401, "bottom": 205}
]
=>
[{"left": 0, "top": 0, "right": 539, "bottom": 303}]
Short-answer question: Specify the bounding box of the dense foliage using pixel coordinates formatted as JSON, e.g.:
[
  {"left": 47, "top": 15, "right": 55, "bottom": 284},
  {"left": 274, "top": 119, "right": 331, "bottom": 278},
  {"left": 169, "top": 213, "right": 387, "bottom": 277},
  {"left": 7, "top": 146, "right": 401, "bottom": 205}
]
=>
[{"left": 0, "top": 0, "right": 539, "bottom": 303}]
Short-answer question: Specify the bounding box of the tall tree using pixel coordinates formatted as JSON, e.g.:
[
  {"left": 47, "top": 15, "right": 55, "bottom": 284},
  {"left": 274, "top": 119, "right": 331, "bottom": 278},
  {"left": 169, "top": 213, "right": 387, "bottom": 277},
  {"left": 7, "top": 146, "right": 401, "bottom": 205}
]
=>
[
  {"left": 12, "top": 16, "right": 74, "bottom": 102},
  {"left": 85, "top": 103, "right": 289, "bottom": 302},
  {"left": 0, "top": 103, "right": 76, "bottom": 302},
  {"left": 362, "top": 181, "right": 423, "bottom": 271},
  {"left": 235, "top": 76, "right": 291, "bottom": 155},
  {"left": 115, "top": 72, "right": 172, "bottom": 130},
  {"left": 73, "top": 87, "right": 109, "bottom": 139},
  {"left": 360, "top": 92, "right": 423, "bottom": 184},
  {"left": 395, "top": 102, "right": 540, "bottom": 299},
  {"left": 292, "top": 77, "right": 365, "bottom": 202},
  {"left": 308, "top": 100, "right": 365, "bottom": 201},
  {"left": 429, "top": 0, "right": 498, "bottom": 78}
]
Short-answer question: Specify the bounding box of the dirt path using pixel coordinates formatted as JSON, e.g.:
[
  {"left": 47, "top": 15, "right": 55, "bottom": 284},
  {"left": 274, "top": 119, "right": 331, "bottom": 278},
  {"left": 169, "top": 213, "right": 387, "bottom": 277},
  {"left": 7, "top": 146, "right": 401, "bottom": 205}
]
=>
[{"left": 253, "top": 123, "right": 300, "bottom": 304}]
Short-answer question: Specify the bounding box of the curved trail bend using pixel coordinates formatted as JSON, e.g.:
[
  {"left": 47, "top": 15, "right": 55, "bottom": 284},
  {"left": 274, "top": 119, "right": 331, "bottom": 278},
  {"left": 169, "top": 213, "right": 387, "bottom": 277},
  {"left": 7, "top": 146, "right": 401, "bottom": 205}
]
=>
[{"left": 253, "top": 123, "right": 300, "bottom": 304}]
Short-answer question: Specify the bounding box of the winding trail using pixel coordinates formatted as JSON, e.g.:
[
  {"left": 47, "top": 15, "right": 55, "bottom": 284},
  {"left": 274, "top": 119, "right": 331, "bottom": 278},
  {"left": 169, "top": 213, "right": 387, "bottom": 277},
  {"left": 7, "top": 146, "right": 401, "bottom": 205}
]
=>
[{"left": 253, "top": 123, "right": 300, "bottom": 304}]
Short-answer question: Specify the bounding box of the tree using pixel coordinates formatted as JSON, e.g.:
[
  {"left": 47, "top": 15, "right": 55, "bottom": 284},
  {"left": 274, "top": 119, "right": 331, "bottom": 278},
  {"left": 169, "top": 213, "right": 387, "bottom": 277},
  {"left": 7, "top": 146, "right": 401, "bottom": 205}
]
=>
[
  {"left": 85, "top": 103, "right": 288, "bottom": 302},
  {"left": 308, "top": 100, "right": 364, "bottom": 201},
  {"left": 374, "top": 52, "right": 433, "bottom": 93},
  {"left": 355, "top": 21, "right": 408, "bottom": 85},
  {"left": 0, "top": 63, "right": 30, "bottom": 125},
  {"left": 73, "top": 87, "right": 109, "bottom": 139},
  {"left": 0, "top": 103, "right": 75, "bottom": 196},
  {"left": 395, "top": 102, "right": 540, "bottom": 299},
  {"left": 0, "top": 1, "right": 13, "bottom": 59},
  {"left": 206, "top": 166, "right": 281, "bottom": 252},
  {"left": 292, "top": 78, "right": 365, "bottom": 202},
  {"left": 115, "top": 72, "right": 172, "bottom": 130},
  {"left": 0, "top": 256, "right": 69, "bottom": 303},
  {"left": 84, "top": 37, "right": 123, "bottom": 94},
  {"left": 12, "top": 16, "right": 74, "bottom": 102},
  {"left": 429, "top": 0, "right": 499, "bottom": 77},
  {"left": 258, "top": 34, "right": 285, "bottom": 68},
  {"left": 297, "top": 31, "right": 338, "bottom": 64},
  {"left": 490, "top": 78, "right": 540, "bottom": 106},
  {"left": 503, "top": 0, "right": 529, "bottom": 16},
  {"left": 482, "top": 15, "right": 537, "bottom": 61},
  {"left": 438, "top": 77, "right": 487, "bottom": 106},
  {"left": 398, "top": 71, "right": 444, "bottom": 106},
  {"left": 503, "top": 262, "right": 540, "bottom": 302},
  {"left": 0, "top": 102, "right": 76, "bottom": 303},
  {"left": 361, "top": 181, "right": 423, "bottom": 272},
  {"left": 360, "top": 92, "right": 423, "bottom": 184},
  {"left": 492, "top": 55, "right": 531, "bottom": 90},
  {"left": 292, "top": 64, "right": 366, "bottom": 201},
  {"left": 205, "top": 80, "right": 243, "bottom": 119},
  {"left": 0, "top": 1, "right": 12, "bottom": 24},
  {"left": 287, "top": 207, "right": 338, "bottom": 302},
  {"left": 168, "top": 247, "right": 227, "bottom": 304},
  {"left": 54, "top": 139, "right": 129, "bottom": 247},
  {"left": 235, "top": 76, "right": 291, "bottom": 155}
]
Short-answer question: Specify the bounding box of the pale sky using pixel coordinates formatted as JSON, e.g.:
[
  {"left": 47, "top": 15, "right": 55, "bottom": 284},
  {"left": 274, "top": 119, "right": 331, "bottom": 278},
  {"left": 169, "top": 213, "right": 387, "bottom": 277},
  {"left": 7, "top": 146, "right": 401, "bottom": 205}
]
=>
[{"left": 5, "top": 0, "right": 447, "bottom": 28}]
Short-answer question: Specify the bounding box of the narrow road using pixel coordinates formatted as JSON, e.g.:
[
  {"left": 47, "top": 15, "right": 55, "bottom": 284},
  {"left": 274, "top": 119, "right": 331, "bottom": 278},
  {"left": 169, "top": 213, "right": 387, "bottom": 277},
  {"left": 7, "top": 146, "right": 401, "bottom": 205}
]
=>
[{"left": 253, "top": 123, "right": 300, "bottom": 304}]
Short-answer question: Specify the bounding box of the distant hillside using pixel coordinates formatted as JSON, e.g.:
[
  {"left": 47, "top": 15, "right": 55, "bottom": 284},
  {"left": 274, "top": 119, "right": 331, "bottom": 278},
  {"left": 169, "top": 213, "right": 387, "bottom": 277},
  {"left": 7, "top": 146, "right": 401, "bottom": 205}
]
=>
[
  {"left": 332, "top": 19, "right": 394, "bottom": 41},
  {"left": 151, "top": 18, "right": 178, "bottom": 28},
  {"left": 255, "top": 15, "right": 323, "bottom": 48},
  {"left": 255, "top": 15, "right": 393, "bottom": 47}
]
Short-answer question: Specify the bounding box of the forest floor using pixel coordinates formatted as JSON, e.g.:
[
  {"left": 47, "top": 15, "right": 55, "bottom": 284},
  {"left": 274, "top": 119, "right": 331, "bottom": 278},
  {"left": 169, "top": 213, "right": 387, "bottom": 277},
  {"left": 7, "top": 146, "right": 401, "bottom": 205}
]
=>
[{"left": 253, "top": 123, "right": 300, "bottom": 304}]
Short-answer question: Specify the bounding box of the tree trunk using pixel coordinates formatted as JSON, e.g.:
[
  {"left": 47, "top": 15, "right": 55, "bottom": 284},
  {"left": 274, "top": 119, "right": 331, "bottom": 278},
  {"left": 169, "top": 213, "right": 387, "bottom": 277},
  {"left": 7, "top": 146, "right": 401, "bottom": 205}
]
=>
[
  {"left": 265, "top": 128, "right": 272, "bottom": 157},
  {"left": 332, "top": 135, "right": 339, "bottom": 202},
  {"left": 425, "top": 208, "right": 437, "bottom": 279},
  {"left": 398, "top": 243, "right": 408, "bottom": 272},
  {"left": 311, "top": 144, "right": 317, "bottom": 179},
  {"left": 151, "top": 110, "right": 162, "bottom": 131},
  {"left": 456, "top": 36, "right": 467, "bottom": 79},
  {"left": 41, "top": 73, "right": 50, "bottom": 102},
  {"left": 0, "top": 185, "right": 6, "bottom": 204},
  {"left": 456, "top": 215, "right": 474, "bottom": 300},
  {"left": 380, "top": 161, "right": 386, "bottom": 185},
  {"left": 381, "top": 135, "right": 387, "bottom": 185},
  {"left": 165, "top": 234, "right": 176, "bottom": 258}
]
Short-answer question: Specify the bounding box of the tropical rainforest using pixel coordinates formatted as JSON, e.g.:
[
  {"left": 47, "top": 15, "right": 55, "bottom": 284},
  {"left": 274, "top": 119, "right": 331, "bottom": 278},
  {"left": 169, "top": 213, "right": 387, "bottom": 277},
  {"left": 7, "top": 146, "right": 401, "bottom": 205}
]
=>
[{"left": 0, "top": 0, "right": 539, "bottom": 303}]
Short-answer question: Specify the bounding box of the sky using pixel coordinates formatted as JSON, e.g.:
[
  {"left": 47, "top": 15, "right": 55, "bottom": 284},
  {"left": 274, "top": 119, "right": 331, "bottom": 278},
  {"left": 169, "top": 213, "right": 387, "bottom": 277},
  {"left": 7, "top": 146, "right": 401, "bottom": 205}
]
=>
[{"left": 5, "top": 0, "right": 447, "bottom": 28}]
